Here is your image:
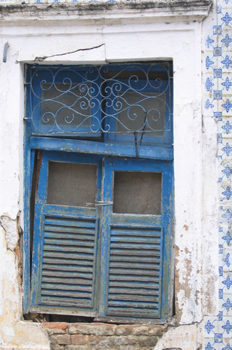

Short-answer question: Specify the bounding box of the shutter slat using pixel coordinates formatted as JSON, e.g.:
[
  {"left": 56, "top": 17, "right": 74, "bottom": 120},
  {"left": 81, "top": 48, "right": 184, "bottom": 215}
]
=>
[
  {"left": 42, "top": 271, "right": 93, "bottom": 278},
  {"left": 110, "top": 243, "right": 161, "bottom": 250},
  {"left": 109, "top": 288, "right": 159, "bottom": 296},
  {"left": 42, "top": 264, "right": 93, "bottom": 272},
  {"left": 109, "top": 275, "right": 160, "bottom": 282},
  {"left": 41, "top": 288, "right": 92, "bottom": 296},
  {"left": 110, "top": 263, "right": 160, "bottom": 270},
  {"left": 110, "top": 268, "right": 160, "bottom": 276},
  {"left": 44, "top": 232, "right": 95, "bottom": 241},
  {"left": 43, "top": 258, "right": 93, "bottom": 266},
  {"left": 45, "top": 218, "right": 95, "bottom": 228},
  {"left": 40, "top": 297, "right": 92, "bottom": 307},
  {"left": 110, "top": 256, "right": 157, "bottom": 263},
  {"left": 44, "top": 238, "right": 94, "bottom": 247},
  {"left": 109, "top": 294, "right": 159, "bottom": 302},
  {"left": 43, "top": 252, "right": 94, "bottom": 260},
  {"left": 109, "top": 281, "right": 159, "bottom": 289},
  {"left": 107, "top": 226, "right": 162, "bottom": 318},
  {"left": 111, "top": 237, "right": 161, "bottom": 244},
  {"left": 110, "top": 249, "right": 160, "bottom": 257},
  {"left": 111, "top": 229, "right": 161, "bottom": 237},
  {"left": 39, "top": 216, "right": 96, "bottom": 309},
  {"left": 43, "top": 245, "right": 94, "bottom": 254}
]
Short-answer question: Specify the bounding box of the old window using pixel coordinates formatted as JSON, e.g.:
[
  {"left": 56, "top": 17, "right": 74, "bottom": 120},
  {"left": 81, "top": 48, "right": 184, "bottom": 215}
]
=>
[{"left": 24, "top": 63, "right": 173, "bottom": 322}]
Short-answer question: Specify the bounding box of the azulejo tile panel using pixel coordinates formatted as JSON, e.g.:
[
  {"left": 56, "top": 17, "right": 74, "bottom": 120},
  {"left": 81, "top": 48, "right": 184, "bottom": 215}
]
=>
[{"left": 204, "top": 0, "right": 232, "bottom": 347}]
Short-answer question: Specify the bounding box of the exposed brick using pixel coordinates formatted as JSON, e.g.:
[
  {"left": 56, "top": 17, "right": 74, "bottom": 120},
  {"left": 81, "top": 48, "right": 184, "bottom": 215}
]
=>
[
  {"left": 50, "top": 334, "right": 71, "bottom": 345},
  {"left": 69, "top": 323, "right": 116, "bottom": 336},
  {"left": 71, "top": 335, "right": 88, "bottom": 345},
  {"left": 43, "top": 322, "right": 69, "bottom": 331}
]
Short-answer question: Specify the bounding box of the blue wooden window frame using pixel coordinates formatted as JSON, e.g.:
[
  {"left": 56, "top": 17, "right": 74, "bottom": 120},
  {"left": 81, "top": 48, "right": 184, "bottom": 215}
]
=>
[{"left": 24, "top": 63, "right": 173, "bottom": 322}]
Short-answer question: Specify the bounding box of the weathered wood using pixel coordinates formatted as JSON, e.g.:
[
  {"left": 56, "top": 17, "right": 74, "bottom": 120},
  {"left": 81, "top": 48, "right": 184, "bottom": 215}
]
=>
[
  {"left": 108, "top": 301, "right": 158, "bottom": 309},
  {"left": 109, "top": 288, "right": 159, "bottom": 296},
  {"left": 110, "top": 243, "right": 160, "bottom": 251},
  {"left": 109, "top": 281, "right": 159, "bottom": 289},
  {"left": 107, "top": 309, "right": 158, "bottom": 316},
  {"left": 41, "top": 289, "right": 92, "bottom": 296},
  {"left": 43, "top": 245, "right": 94, "bottom": 254},
  {"left": 42, "top": 283, "right": 92, "bottom": 290},
  {"left": 43, "top": 252, "right": 94, "bottom": 260},
  {"left": 42, "top": 277, "right": 93, "bottom": 285},
  {"left": 45, "top": 218, "right": 96, "bottom": 228},
  {"left": 42, "top": 270, "right": 93, "bottom": 278},
  {"left": 109, "top": 268, "right": 160, "bottom": 277},
  {"left": 40, "top": 298, "right": 92, "bottom": 307},
  {"left": 111, "top": 229, "right": 161, "bottom": 237},
  {"left": 111, "top": 237, "right": 161, "bottom": 244},
  {"left": 44, "top": 238, "right": 94, "bottom": 247},
  {"left": 94, "top": 316, "right": 164, "bottom": 324},
  {"left": 42, "top": 258, "right": 93, "bottom": 265},
  {"left": 110, "top": 256, "right": 158, "bottom": 263},
  {"left": 108, "top": 295, "right": 159, "bottom": 302},
  {"left": 110, "top": 262, "right": 160, "bottom": 270},
  {"left": 109, "top": 275, "right": 160, "bottom": 283},
  {"left": 110, "top": 249, "right": 160, "bottom": 256},
  {"left": 44, "top": 226, "right": 95, "bottom": 236},
  {"left": 44, "top": 232, "right": 95, "bottom": 241},
  {"left": 42, "top": 264, "right": 93, "bottom": 272}
]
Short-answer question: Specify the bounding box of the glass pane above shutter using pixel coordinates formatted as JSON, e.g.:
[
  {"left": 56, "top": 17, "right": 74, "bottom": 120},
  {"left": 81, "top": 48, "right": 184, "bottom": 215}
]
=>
[
  {"left": 113, "top": 171, "right": 162, "bottom": 215},
  {"left": 47, "top": 162, "right": 97, "bottom": 207}
]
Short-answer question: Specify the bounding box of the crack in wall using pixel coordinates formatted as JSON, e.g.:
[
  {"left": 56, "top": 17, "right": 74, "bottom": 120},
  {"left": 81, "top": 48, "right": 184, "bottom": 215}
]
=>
[{"left": 34, "top": 43, "right": 105, "bottom": 62}]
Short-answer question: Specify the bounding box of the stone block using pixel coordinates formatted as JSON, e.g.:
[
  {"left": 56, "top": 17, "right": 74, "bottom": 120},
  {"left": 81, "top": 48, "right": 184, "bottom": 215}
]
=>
[
  {"left": 51, "top": 344, "right": 65, "bottom": 350},
  {"left": 66, "top": 346, "right": 89, "bottom": 350},
  {"left": 71, "top": 335, "right": 88, "bottom": 345},
  {"left": 88, "top": 335, "right": 104, "bottom": 345},
  {"left": 131, "top": 326, "right": 150, "bottom": 336},
  {"left": 50, "top": 334, "right": 71, "bottom": 345},
  {"left": 148, "top": 325, "right": 166, "bottom": 336},
  {"left": 68, "top": 323, "right": 116, "bottom": 336},
  {"left": 137, "top": 335, "right": 158, "bottom": 347},
  {"left": 115, "top": 325, "right": 134, "bottom": 336}
]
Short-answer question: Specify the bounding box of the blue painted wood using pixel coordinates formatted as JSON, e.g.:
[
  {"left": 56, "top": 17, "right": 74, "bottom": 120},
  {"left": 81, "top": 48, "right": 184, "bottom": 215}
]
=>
[
  {"left": 24, "top": 63, "right": 173, "bottom": 319},
  {"left": 30, "top": 151, "right": 102, "bottom": 314},
  {"left": 23, "top": 66, "right": 34, "bottom": 313},
  {"left": 29, "top": 136, "right": 173, "bottom": 161},
  {"left": 99, "top": 157, "right": 173, "bottom": 320}
]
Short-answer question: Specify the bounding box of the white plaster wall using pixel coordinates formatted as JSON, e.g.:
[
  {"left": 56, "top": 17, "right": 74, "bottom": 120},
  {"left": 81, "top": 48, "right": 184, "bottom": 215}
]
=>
[{"left": 0, "top": 7, "right": 218, "bottom": 348}]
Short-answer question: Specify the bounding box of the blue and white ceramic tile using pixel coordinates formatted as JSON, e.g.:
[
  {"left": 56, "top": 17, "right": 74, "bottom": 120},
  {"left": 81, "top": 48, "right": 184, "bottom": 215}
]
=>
[{"left": 204, "top": 0, "right": 232, "bottom": 344}]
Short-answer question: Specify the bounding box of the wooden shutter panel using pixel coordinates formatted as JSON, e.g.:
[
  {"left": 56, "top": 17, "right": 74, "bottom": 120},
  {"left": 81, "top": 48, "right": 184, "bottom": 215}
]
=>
[
  {"left": 107, "top": 226, "right": 163, "bottom": 318},
  {"left": 99, "top": 157, "right": 173, "bottom": 320},
  {"left": 39, "top": 215, "right": 97, "bottom": 308},
  {"left": 30, "top": 152, "right": 101, "bottom": 316}
]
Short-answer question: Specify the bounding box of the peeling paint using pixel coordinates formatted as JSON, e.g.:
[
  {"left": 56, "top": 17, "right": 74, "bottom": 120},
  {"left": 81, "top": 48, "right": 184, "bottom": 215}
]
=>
[{"left": 0, "top": 215, "right": 18, "bottom": 251}]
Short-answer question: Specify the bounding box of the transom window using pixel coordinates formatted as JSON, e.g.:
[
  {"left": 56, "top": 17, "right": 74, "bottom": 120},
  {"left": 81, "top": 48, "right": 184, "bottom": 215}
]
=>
[{"left": 24, "top": 63, "right": 173, "bottom": 322}]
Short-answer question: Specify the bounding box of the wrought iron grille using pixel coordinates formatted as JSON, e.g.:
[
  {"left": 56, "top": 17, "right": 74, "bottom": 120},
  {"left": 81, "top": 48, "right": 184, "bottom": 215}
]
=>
[{"left": 28, "top": 63, "right": 172, "bottom": 144}]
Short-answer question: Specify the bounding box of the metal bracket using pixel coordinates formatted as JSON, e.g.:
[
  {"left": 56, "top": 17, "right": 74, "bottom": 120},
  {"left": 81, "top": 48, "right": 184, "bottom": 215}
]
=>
[{"left": 3, "top": 42, "right": 9, "bottom": 63}]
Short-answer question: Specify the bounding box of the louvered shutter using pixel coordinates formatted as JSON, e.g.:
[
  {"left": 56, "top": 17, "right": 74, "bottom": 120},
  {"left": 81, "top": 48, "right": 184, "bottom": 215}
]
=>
[
  {"left": 31, "top": 152, "right": 101, "bottom": 316},
  {"left": 99, "top": 157, "right": 173, "bottom": 320}
]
